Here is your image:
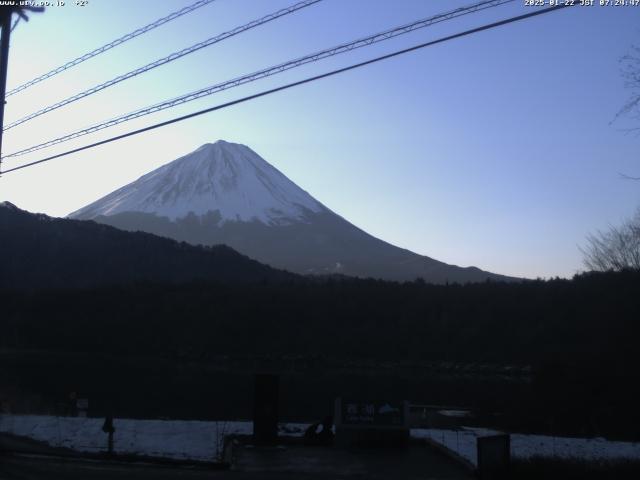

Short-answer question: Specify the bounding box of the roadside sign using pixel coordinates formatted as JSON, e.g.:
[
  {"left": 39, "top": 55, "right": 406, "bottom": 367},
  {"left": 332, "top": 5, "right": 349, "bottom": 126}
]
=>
[{"left": 340, "top": 399, "right": 405, "bottom": 426}]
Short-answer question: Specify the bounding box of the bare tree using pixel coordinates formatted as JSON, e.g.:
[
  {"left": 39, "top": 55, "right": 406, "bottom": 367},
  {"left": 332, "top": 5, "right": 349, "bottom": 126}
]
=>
[
  {"left": 583, "top": 44, "right": 640, "bottom": 271},
  {"left": 614, "top": 44, "right": 640, "bottom": 132},
  {"left": 581, "top": 209, "right": 640, "bottom": 271},
  {"left": 613, "top": 44, "right": 640, "bottom": 181}
]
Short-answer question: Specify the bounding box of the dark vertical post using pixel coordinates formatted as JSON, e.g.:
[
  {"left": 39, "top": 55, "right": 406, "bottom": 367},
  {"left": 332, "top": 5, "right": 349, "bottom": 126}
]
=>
[
  {"left": 108, "top": 430, "right": 114, "bottom": 455},
  {"left": 0, "top": 9, "right": 12, "bottom": 168},
  {"left": 477, "top": 434, "right": 510, "bottom": 480},
  {"left": 102, "top": 412, "right": 115, "bottom": 455},
  {"left": 253, "top": 374, "right": 279, "bottom": 444}
]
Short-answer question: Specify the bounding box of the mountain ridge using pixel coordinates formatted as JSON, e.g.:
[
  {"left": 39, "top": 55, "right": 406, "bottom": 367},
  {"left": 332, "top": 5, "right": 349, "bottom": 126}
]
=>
[
  {"left": 0, "top": 202, "right": 295, "bottom": 290},
  {"left": 69, "top": 140, "right": 520, "bottom": 284}
]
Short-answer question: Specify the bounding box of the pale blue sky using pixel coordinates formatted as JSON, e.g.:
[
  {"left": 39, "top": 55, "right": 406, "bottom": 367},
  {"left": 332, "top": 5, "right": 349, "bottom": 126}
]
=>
[{"left": 1, "top": 0, "right": 639, "bottom": 279}]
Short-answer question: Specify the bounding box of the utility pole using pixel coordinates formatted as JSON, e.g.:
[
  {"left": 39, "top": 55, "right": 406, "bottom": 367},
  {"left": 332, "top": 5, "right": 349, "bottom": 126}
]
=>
[
  {"left": 0, "top": 6, "right": 44, "bottom": 173},
  {"left": 0, "top": 8, "right": 12, "bottom": 172}
]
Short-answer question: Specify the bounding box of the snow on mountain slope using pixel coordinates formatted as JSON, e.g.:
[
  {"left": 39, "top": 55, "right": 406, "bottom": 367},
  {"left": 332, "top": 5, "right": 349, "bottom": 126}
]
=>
[
  {"left": 70, "top": 140, "right": 517, "bottom": 283},
  {"left": 70, "top": 141, "right": 324, "bottom": 225}
]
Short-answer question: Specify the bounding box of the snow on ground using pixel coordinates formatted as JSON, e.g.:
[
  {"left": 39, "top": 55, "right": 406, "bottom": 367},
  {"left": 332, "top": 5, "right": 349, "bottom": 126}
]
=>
[
  {"left": 0, "top": 414, "right": 250, "bottom": 460},
  {"left": 412, "top": 428, "right": 484, "bottom": 465},
  {"left": 3, "top": 414, "right": 640, "bottom": 465},
  {"left": 411, "top": 427, "right": 640, "bottom": 466},
  {"left": 0, "top": 414, "right": 307, "bottom": 461}
]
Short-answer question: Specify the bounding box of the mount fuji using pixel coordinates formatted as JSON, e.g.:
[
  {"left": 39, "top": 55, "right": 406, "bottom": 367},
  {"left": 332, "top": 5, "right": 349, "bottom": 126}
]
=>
[{"left": 70, "top": 140, "right": 515, "bottom": 283}]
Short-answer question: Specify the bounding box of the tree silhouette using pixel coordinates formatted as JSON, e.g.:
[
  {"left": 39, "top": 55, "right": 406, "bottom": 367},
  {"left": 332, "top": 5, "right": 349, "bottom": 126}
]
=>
[
  {"left": 614, "top": 44, "right": 640, "bottom": 136},
  {"left": 582, "top": 208, "right": 640, "bottom": 271}
]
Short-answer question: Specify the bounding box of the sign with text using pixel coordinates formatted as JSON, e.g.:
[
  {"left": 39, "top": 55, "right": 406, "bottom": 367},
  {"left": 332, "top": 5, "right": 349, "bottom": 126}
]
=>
[{"left": 341, "top": 399, "right": 404, "bottom": 426}]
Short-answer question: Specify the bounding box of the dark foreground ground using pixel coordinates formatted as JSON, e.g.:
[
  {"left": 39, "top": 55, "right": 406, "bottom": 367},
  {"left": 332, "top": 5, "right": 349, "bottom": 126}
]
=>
[
  {"left": 0, "top": 430, "right": 472, "bottom": 480},
  {"left": 0, "top": 444, "right": 472, "bottom": 480}
]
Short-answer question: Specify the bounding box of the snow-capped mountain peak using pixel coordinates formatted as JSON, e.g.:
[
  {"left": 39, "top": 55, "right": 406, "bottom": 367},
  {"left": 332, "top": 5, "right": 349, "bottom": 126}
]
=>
[
  {"left": 69, "top": 140, "right": 517, "bottom": 283},
  {"left": 70, "top": 140, "right": 324, "bottom": 225}
]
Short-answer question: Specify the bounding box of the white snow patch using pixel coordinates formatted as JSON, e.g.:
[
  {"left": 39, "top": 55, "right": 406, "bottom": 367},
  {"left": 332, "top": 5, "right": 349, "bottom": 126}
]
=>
[
  {"left": 8, "top": 415, "right": 636, "bottom": 465},
  {"left": 411, "top": 427, "right": 640, "bottom": 466},
  {"left": 0, "top": 414, "right": 309, "bottom": 461}
]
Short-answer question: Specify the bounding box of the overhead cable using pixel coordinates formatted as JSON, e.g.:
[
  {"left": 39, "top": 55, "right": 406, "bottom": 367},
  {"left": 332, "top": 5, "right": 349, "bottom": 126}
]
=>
[
  {"left": 5, "top": 0, "right": 218, "bottom": 97},
  {"left": 2, "top": 0, "right": 514, "bottom": 157},
  {"left": 0, "top": 4, "right": 574, "bottom": 175},
  {"left": 3, "top": 0, "right": 321, "bottom": 131}
]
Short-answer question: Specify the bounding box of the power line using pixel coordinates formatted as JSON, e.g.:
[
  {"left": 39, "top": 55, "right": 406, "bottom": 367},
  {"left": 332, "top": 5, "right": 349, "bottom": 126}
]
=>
[
  {"left": 3, "top": 0, "right": 321, "bottom": 131},
  {"left": 2, "top": 0, "right": 515, "bottom": 159},
  {"left": 0, "top": 4, "right": 573, "bottom": 176},
  {"left": 5, "top": 0, "right": 217, "bottom": 98}
]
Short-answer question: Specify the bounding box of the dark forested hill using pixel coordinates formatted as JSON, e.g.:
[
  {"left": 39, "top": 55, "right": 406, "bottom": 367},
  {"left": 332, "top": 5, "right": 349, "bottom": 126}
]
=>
[
  {"left": 1, "top": 201, "right": 639, "bottom": 437},
  {"left": 0, "top": 202, "right": 294, "bottom": 290},
  {"left": 3, "top": 201, "right": 639, "bottom": 368}
]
